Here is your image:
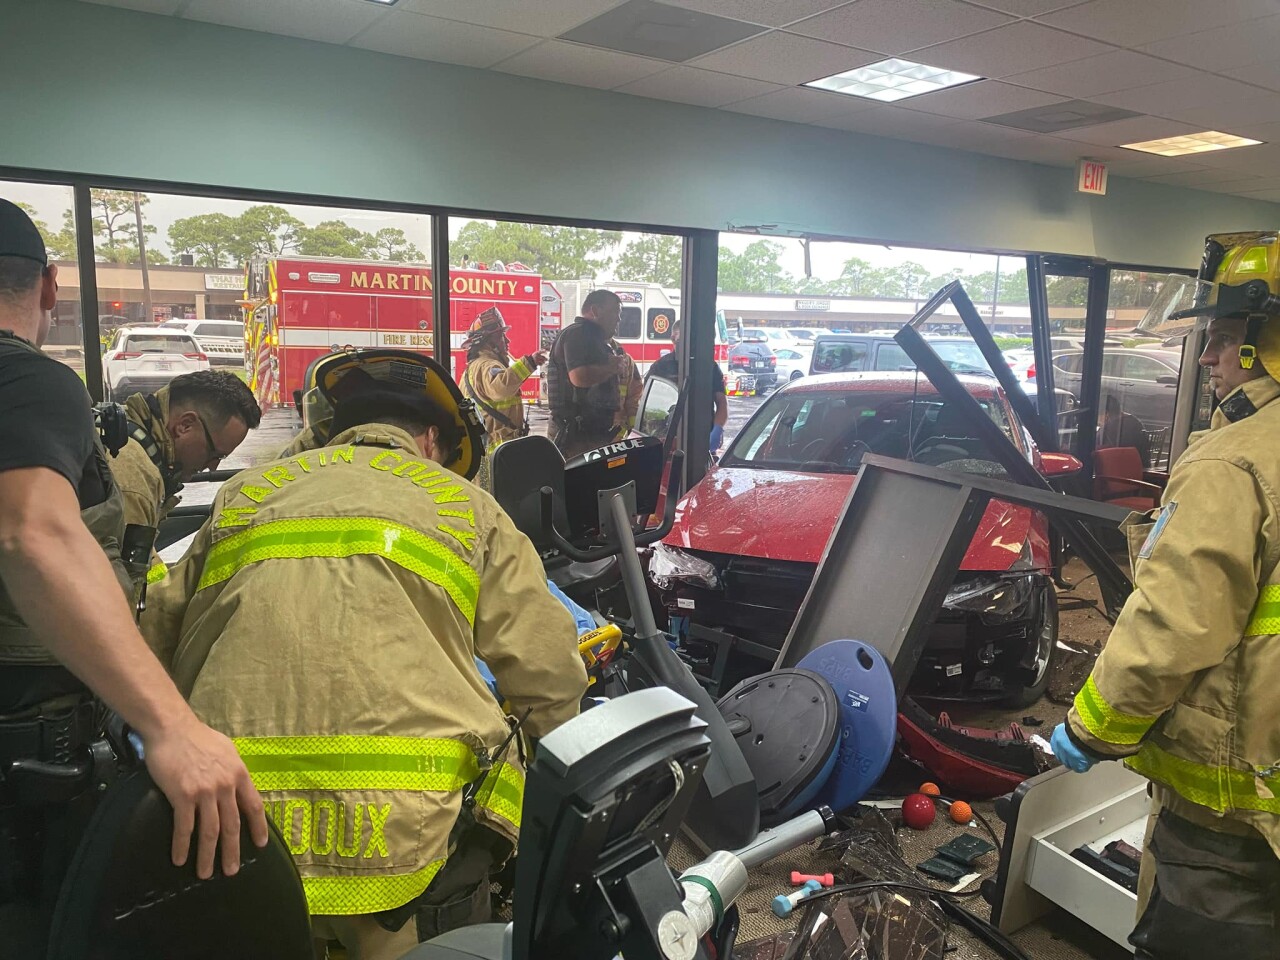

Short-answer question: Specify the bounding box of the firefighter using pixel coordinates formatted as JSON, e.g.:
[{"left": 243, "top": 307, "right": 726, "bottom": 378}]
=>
[
  {"left": 1052, "top": 234, "right": 1280, "bottom": 958},
  {"left": 0, "top": 200, "right": 265, "bottom": 953},
  {"left": 110, "top": 370, "right": 260, "bottom": 588},
  {"left": 460, "top": 308, "right": 546, "bottom": 489},
  {"left": 145, "top": 351, "right": 588, "bottom": 959},
  {"left": 613, "top": 340, "right": 644, "bottom": 438}
]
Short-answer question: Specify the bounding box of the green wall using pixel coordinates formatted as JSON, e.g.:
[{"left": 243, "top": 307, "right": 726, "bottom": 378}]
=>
[{"left": 3, "top": 0, "right": 1278, "bottom": 267}]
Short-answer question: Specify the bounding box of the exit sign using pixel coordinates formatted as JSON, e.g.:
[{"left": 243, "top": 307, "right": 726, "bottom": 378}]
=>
[{"left": 1077, "top": 159, "right": 1108, "bottom": 195}]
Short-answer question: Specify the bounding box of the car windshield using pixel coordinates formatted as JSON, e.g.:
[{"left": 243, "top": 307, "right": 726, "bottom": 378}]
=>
[
  {"left": 930, "top": 341, "right": 993, "bottom": 376},
  {"left": 721, "top": 384, "right": 1016, "bottom": 474},
  {"left": 124, "top": 334, "right": 195, "bottom": 353}
]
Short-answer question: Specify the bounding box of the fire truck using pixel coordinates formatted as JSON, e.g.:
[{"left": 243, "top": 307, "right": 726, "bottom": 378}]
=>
[
  {"left": 242, "top": 256, "right": 544, "bottom": 410},
  {"left": 542, "top": 280, "right": 734, "bottom": 371}
]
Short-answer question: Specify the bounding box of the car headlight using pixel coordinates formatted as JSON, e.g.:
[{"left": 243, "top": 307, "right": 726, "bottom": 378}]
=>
[
  {"left": 943, "top": 574, "right": 1033, "bottom": 617},
  {"left": 649, "top": 543, "right": 720, "bottom": 590}
]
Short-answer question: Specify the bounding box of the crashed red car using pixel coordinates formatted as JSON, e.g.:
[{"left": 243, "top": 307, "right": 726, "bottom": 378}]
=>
[{"left": 649, "top": 372, "right": 1080, "bottom": 706}]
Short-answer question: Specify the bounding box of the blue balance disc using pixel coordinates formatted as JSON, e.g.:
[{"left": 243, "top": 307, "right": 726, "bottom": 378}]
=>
[{"left": 797, "top": 640, "right": 897, "bottom": 813}]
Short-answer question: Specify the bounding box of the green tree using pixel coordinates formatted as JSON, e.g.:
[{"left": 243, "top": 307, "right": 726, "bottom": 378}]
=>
[
  {"left": 295, "top": 219, "right": 374, "bottom": 259},
  {"left": 234, "top": 204, "right": 303, "bottom": 257},
  {"left": 717, "top": 240, "right": 795, "bottom": 294},
  {"left": 15, "top": 204, "right": 77, "bottom": 261},
  {"left": 91, "top": 189, "right": 160, "bottom": 264},
  {"left": 370, "top": 227, "right": 424, "bottom": 262},
  {"left": 614, "top": 234, "right": 682, "bottom": 287},
  {"left": 827, "top": 257, "right": 877, "bottom": 296},
  {"left": 168, "top": 212, "right": 242, "bottom": 267},
  {"left": 452, "top": 221, "right": 620, "bottom": 279},
  {"left": 1046, "top": 274, "right": 1088, "bottom": 307}
]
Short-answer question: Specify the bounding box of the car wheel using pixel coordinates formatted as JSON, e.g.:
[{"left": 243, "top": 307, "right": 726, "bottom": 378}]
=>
[
  {"left": 789, "top": 370, "right": 803, "bottom": 382},
  {"left": 1001, "top": 579, "right": 1058, "bottom": 708}
]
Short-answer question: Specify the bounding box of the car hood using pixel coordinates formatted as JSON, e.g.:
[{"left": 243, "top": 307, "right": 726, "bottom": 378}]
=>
[{"left": 665, "top": 466, "right": 1037, "bottom": 572}]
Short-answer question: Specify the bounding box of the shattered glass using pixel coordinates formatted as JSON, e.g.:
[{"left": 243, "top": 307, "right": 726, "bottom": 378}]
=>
[{"left": 738, "top": 812, "right": 950, "bottom": 960}]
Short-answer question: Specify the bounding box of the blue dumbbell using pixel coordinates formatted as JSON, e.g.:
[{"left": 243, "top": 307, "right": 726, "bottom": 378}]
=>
[{"left": 772, "top": 879, "right": 823, "bottom": 918}]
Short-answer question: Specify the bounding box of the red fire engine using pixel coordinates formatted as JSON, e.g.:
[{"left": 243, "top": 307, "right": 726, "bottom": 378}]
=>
[{"left": 242, "top": 256, "right": 544, "bottom": 410}]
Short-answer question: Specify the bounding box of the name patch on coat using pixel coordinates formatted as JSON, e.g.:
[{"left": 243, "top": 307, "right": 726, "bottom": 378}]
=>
[{"left": 1138, "top": 501, "right": 1177, "bottom": 560}]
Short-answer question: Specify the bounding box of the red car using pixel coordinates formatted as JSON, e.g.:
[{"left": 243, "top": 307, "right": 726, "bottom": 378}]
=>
[{"left": 649, "top": 372, "right": 1080, "bottom": 706}]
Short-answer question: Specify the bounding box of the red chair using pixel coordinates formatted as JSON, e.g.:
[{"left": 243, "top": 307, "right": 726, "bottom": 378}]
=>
[{"left": 1093, "top": 446, "right": 1161, "bottom": 511}]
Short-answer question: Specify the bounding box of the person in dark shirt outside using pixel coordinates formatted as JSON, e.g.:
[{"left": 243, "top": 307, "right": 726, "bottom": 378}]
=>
[
  {"left": 546, "top": 289, "right": 631, "bottom": 458},
  {"left": 0, "top": 199, "right": 266, "bottom": 951},
  {"left": 646, "top": 317, "right": 730, "bottom": 456}
]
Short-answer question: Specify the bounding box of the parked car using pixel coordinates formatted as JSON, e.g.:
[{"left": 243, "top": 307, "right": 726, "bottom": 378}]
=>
[
  {"left": 785, "top": 327, "right": 825, "bottom": 343},
  {"left": 103, "top": 326, "right": 210, "bottom": 400},
  {"left": 772, "top": 345, "right": 812, "bottom": 382},
  {"left": 727, "top": 338, "right": 778, "bottom": 391},
  {"left": 161, "top": 318, "right": 245, "bottom": 368},
  {"left": 649, "top": 371, "right": 1081, "bottom": 706},
  {"left": 1003, "top": 348, "right": 1035, "bottom": 382},
  {"left": 1052, "top": 348, "right": 1181, "bottom": 431},
  {"left": 809, "top": 333, "right": 994, "bottom": 377},
  {"left": 734, "top": 327, "right": 798, "bottom": 351}
]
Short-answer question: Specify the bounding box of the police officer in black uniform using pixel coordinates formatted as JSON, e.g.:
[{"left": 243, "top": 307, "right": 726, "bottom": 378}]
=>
[{"left": 0, "top": 199, "right": 267, "bottom": 954}]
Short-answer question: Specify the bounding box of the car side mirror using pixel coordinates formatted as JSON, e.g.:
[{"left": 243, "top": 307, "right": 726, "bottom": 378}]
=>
[
  {"left": 1156, "top": 375, "right": 1178, "bottom": 385},
  {"left": 1039, "top": 451, "right": 1083, "bottom": 477}
]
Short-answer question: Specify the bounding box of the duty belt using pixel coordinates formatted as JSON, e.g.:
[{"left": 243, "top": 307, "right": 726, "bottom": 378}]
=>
[{"left": 0, "top": 697, "right": 97, "bottom": 770}]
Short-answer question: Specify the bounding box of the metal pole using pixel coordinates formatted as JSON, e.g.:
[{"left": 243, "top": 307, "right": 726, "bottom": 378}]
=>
[
  {"left": 681, "top": 231, "right": 717, "bottom": 492},
  {"left": 73, "top": 183, "right": 104, "bottom": 401},
  {"left": 430, "top": 216, "right": 450, "bottom": 366},
  {"left": 132, "top": 192, "right": 154, "bottom": 323},
  {"left": 1077, "top": 263, "right": 1111, "bottom": 482},
  {"left": 1026, "top": 256, "right": 1057, "bottom": 440}
]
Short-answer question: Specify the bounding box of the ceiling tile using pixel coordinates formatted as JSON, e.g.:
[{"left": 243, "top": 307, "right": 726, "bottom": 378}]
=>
[
  {"left": 490, "top": 40, "right": 669, "bottom": 87},
  {"left": 182, "top": 0, "right": 385, "bottom": 44},
  {"left": 1139, "top": 15, "right": 1280, "bottom": 72},
  {"left": 350, "top": 11, "right": 540, "bottom": 67},
  {"left": 953, "top": 133, "right": 1082, "bottom": 166},
  {"left": 1197, "top": 175, "right": 1280, "bottom": 192},
  {"left": 1163, "top": 97, "right": 1280, "bottom": 131},
  {"left": 613, "top": 66, "right": 784, "bottom": 105},
  {"left": 898, "top": 80, "right": 1067, "bottom": 120},
  {"left": 400, "top": 0, "right": 624, "bottom": 37},
  {"left": 1185, "top": 141, "right": 1280, "bottom": 171},
  {"left": 913, "top": 21, "right": 1114, "bottom": 78},
  {"left": 1224, "top": 61, "right": 1280, "bottom": 93},
  {"left": 1139, "top": 169, "right": 1269, "bottom": 188},
  {"left": 1051, "top": 115, "right": 1205, "bottom": 144},
  {"left": 811, "top": 103, "right": 963, "bottom": 138},
  {"left": 1232, "top": 188, "right": 1280, "bottom": 202},
  {"left": 901, "top": 119, "right": 1038, "bottom": 151},
  {"left": 1220, "top": 120, "right": 1280, "bottom": 143},
  {"left": 721, "top": 86, "right": 877, "bottom": 123},
  {"left": 1003, "top": 50, "right": 1196, "bottom": 99},
  {"left": 1092, "top": 75, "right": 1271, "bottom": 116},
  {"left": 1036, "top": 0, "right": 1278, "bottom": 47},
  {"left": 1105, "top": 158, "right": 1209, "bottom": 178},
  {"left": 80, "top": 0, "right": 185, "bottom": 13},
  {"left": 691, "top": 31, "right": 878, "bottom": 84},
  {"left": 786, "top": 0, "right": 1012, "bottom": 55},
  {"left": 961, "top": 0, "right": 1088, "bottom": 13},
  {"left": 558, "top": 0, "right": 764, "bottom": 62},
  {"left": 659, "top": 0, "right": 853, "bottom": 28}
]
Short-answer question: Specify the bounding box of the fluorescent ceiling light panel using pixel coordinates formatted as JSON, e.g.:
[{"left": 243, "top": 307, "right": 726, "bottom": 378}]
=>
[
  {"left": 1121, "top": 130, "right": 1264, "bottom": 157},
  {"left": 362, "top": 0, "right": 398, "bottom": 4},
  {"left": 805, "top": 58, "right": 981, "bottom": 103}
]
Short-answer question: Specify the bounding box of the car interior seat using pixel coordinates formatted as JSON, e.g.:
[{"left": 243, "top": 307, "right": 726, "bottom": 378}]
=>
[
  {"left": 1093, "top": 446, "right": 1161, "bottom": 511},
  {"left": 913, "top": 403, "right": 989, "bottom": 465}
]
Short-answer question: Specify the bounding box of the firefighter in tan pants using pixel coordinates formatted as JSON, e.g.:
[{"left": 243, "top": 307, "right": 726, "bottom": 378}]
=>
[
  {"left": 1052, "top": 234, "right": 1280, "bottom": 959},
  {"left": 145, "top": 351, "right": 588, "bottom": 960}
]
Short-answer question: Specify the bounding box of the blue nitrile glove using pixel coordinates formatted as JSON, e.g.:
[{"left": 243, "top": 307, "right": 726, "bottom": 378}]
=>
[
  {"left": 709, "top": 423, "right": 724, "bottom": 455},
  {"left": 1051, "top": 723, "right": 1097, "bottom": 773},
  {"left": 547, "top": 579, "right": 598, "bottom": 636}
]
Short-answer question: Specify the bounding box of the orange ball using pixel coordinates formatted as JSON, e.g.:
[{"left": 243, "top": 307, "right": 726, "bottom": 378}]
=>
[
  {"left": 919, "top": 782, "right": 941, "bottom": 797},
  {"left": 950, "top": 800, "right": 973, "bottom": 824}
]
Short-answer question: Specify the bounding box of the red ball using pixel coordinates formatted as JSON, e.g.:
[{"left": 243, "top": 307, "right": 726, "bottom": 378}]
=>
[{"left": 902, "top": 793, "right": 936, "bottom": 830}]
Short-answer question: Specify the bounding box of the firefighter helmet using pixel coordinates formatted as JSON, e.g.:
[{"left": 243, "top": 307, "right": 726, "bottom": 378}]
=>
[
  {"left": 1137, "top": 231, "right": 1280, "bottom": 376},
  {"left": 299, "top": 349, "right": 485, "bottom": 480},
  {"left": 460, "top": 307, "right": 510, "bottom": 351}
]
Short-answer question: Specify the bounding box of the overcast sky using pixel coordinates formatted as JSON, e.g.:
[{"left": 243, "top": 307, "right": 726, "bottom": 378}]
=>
[{"left": 3, "top": 179, "right": 1004, "bottom": 283}]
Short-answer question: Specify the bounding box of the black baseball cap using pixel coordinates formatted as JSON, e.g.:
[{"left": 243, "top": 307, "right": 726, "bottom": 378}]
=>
[{"left": 0, "top": 199, "right": 49, "bottom": 266}]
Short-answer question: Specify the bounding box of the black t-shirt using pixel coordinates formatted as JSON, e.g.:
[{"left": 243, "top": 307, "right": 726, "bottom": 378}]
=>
[
  {"left": 648, "top": 351, "right": 727, "bottom": 395},
  {"left": 548, "top": 318, "right": 620, "bottom": 424},
  {"left": 0, "top": 337, "right": 106, "bottom": 505},
  {"left": 0, "top": 336, "right": 102, "bottom": 709}
]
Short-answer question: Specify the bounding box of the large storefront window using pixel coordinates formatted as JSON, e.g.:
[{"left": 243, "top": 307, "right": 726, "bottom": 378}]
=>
[{"left": 1, "top": 181, "right": 84, "bottom": 375}]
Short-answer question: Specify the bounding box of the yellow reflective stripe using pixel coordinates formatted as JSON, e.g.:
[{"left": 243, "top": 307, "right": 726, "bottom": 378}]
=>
[
  {"left": 510, "top": 358, "right": 532, "bottom": 381},
  {"left": 1245, "top": 584, "right": 1280, "bottom": 636},
  {"left": 1127, "top": 742, "right": 1280, "bottom": 816},
  {"left": 487, "top": 396, "right": 521, "bottom": 409},
  {"left": 303, "top": 857, "right": 446, "bottom": 916},
  {"left": 199, "top": 517, "right": 480, "bottom": 624},
  {"left": 1073, "top": 675, "right": 1158, "bottom": 746},
  {"left": 233, "top": 735, "right": 479, "bottom": 792},
  {"left": 146, "top": 562, "right": 168, "bottom": 584},
  {"left": 475, "top": 760, "right": 524, "bottom": 831}
]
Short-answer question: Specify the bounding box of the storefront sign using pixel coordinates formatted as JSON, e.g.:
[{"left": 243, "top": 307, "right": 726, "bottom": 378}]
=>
[
  {"left": 205, "top": 273, "right": 244, "bottom": 291},
  {"left": 796, "top": 299, "right": 831, "bottom": 311}
]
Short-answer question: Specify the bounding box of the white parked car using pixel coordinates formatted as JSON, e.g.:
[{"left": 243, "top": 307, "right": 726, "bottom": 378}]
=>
[
  {"left": 103, "top": 326, "right": 210, "bottom": 400},
  {"left": 1003, "top": 348, "right": 1035, "bottom": 382},
  {"left": 772, "top": 345, "right": 813, "bottom": 382},
  {"left": 161, "top": 318, "right": 245, "bottom": 368}
]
